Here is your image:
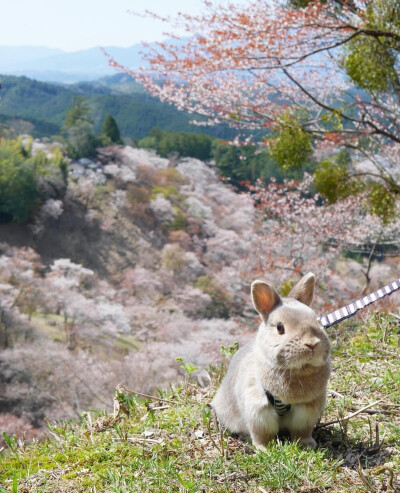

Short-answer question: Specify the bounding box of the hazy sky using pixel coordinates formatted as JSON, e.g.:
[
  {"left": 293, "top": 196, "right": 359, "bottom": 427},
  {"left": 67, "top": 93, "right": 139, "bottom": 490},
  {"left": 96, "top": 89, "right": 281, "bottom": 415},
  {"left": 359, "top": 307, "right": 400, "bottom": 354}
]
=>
[{"left": 0, "top": 0, "right": 209, "bottom": 52}]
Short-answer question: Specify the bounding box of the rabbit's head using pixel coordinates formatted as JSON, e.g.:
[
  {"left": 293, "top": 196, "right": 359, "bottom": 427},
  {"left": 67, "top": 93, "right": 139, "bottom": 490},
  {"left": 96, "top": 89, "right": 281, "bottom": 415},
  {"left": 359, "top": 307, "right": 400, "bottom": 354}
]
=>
[{"left": 252, "top": 273, "right": 330, "bottom": 370}]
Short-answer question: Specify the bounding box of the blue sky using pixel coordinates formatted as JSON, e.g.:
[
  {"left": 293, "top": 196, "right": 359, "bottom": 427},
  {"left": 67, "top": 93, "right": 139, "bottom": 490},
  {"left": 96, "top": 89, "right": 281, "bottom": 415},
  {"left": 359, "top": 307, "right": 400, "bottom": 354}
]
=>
[{"left": 1, "top": 0, "right": 208, "bottom": 52}]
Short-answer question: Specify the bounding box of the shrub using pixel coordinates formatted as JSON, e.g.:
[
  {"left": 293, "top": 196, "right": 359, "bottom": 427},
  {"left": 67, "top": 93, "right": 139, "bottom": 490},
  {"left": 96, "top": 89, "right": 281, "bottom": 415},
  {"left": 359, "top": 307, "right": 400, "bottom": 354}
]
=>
[
  {"left": 211, "top": 140, "right": 315, "bottom": 188},
  {"left": 63, "top": 97, "right": 99, "bottom": 159},
  {"left": 138, "top": 127, "right": 214, "bottom": 160},
  {"left": 126, "top": 184, "right": 151, "bottom": 204},
  {"left": 161, "top": 244, "right": 189, "bottom": 275},
  {"left": 65, "top": 120, "right": 98, "bottom": 159},
  {"left": 150, "top": 185, "right": 179, "bottom": 200},
  {"left": 194, "top": 275, "right": 233, "bottom": 318},
  {"left": 0, "top": 138, "right": 67, "bottom": 222},
  {"left": 155, "top": 167, "right": 188, "bottom": 187}
]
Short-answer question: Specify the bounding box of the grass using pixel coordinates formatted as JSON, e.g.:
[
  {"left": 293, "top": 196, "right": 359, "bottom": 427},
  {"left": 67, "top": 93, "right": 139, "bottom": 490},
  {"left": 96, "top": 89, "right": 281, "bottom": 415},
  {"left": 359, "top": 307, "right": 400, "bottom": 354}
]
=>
[
  {"left": 29, "top": 313, "right": 67, "bottom": 342},
  {"left": 0, "top": 313, "right": 399, "bottom": 492}
]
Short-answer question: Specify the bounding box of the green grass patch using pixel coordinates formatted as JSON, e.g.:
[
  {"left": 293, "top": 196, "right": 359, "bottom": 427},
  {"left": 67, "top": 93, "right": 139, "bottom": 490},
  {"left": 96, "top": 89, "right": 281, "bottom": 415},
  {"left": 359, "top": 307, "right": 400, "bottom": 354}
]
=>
[
  {"left": 0, "top": 314, "right": 399, "bottom": 492},
  {"left": 29, "top": 313, "right": 67, "bottom": 342}
]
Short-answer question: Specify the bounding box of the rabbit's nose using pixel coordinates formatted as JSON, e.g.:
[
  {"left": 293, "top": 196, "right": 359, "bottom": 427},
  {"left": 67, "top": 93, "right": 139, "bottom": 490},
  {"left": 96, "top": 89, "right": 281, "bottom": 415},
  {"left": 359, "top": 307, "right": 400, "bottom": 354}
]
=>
[{"left": 304, "top": 338, "right": 319, "bottom": 350}]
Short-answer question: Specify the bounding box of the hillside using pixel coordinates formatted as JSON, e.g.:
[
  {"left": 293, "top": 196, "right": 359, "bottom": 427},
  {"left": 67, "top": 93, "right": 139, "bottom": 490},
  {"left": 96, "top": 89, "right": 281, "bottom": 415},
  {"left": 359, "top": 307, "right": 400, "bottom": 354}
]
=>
[
  {"left": 0, "top": 313, "right": 399, "bottom": 492},
  {"left": 0, "top": 141, "right": 399, "bottom": 491},
  {"left": 1, "top": 140, "right": 399, "bottom": 432},
  {"left": 0, "top": 75, "right": 236, "bottom": 139},
  {"left": 0, "top": 145, "right": 258, "bottom": 443}
]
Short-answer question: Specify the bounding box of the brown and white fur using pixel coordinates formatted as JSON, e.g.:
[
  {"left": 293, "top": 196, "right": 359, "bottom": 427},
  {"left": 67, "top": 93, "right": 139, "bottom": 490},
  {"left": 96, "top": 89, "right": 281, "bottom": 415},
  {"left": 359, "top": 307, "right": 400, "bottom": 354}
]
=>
[{"left": 211, "top": 273, "right": 330, "bottom": 449}]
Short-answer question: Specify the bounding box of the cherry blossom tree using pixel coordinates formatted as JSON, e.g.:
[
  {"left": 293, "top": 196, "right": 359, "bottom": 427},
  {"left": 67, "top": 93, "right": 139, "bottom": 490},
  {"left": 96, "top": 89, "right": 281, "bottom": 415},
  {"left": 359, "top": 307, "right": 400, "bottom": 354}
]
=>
[
  {"left": 248, "top": 174, "right": 400, "bottom": 309},
  {"left": 105, "top": 0, "right": 400, "bottom": 217}
]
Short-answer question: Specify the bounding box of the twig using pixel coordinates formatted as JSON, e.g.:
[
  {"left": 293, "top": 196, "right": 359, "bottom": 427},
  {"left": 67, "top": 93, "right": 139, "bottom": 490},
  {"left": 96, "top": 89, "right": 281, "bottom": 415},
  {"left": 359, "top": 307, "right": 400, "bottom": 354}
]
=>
[
  {"left": 361, "top": 232, "right": 381, "bottom": 295},
  {"left": 375, "top": 348, "right": 399, "bottom": 357},
  {"left": 371, "top": 465, "right": 395, "bottom": 492},
  {"left": 348, "top": 407, "right": 400, "bottom": 416},
  {"left": 206, "top": 408, "right": 224, "bottom": 455},
  {"left": 117, "top": 384, "right": 175, "bottom": 404},
  {"left": 317, "top": 398, "right": 385, "bottom": 428},
  {"left": 389, "top": 312, "right": 400, "bottom": 320},
  {"left": 330, "top": 390, "right": 346, "bottom": 399},
  {"left": 114, "top": 437, "right": 163, "bottom": 444},
  {"left": 357, "top": 460, "right": 374, "bottom": 492}
]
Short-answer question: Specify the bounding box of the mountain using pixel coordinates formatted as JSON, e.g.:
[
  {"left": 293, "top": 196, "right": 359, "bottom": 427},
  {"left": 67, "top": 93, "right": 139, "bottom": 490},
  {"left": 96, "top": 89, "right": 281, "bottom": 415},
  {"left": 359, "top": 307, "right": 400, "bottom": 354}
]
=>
[
  {"left": 0, "top": 74, "right": 236, "bottom": 140},
  {"left": 0, "top": 44, "right": 148, "bottom": 83},
  {"left": 0, "top": 46, "right": 64, "bottom": 67}
]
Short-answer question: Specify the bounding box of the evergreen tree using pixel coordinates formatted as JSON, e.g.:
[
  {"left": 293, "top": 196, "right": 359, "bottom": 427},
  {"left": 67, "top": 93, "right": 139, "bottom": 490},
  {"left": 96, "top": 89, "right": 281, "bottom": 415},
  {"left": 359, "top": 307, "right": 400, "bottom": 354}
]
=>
[
  {"left": 62, "top": 96, "right": 92, "bottom": 131},
  {"left": 63, "top": 97, "right": 98, "bottom": 159},
  {"left": 101, "top": 114, "right": 123, "bottom": 145}
]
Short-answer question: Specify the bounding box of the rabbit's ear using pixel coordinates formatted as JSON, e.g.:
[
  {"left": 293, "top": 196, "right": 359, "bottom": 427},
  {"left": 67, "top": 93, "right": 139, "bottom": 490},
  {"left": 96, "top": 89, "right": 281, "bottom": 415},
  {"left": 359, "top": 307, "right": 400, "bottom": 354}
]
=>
[
  {"left": 288, "top": 272, "right": 315, "bottom": 306},
  {"left": 251, "top": 280, "right": 281, "bottom": 321}
]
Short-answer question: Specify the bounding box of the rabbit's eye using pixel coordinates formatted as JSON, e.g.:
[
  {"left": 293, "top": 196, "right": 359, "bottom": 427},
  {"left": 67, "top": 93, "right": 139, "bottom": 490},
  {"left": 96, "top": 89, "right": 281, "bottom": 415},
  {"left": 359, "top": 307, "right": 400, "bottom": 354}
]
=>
[{"left": 277, "top": 322, "right": 285, "bottom": 335}]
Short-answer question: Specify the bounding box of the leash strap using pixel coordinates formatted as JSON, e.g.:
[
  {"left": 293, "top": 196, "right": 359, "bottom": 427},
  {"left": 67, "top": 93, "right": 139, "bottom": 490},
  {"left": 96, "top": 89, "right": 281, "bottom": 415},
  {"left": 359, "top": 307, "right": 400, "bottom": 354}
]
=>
[
  {"left": 265, "top": 390, "right": 291, "bottom": 416},
  {"left": 319, "top": 278, "right": 400, "bottom": 328}
]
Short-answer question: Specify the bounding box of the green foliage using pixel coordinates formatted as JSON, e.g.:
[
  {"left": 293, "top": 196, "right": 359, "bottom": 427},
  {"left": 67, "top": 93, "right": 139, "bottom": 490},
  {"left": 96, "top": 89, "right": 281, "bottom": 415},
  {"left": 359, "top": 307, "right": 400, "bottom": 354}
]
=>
[
  {"left": 313, "top": 158, "right": 360, "bottom": 204},
  {"left": 289, "top": 0, "right": 328, "bottom": 7},
  {"left": 175, "top": 357, "right": 198, "bottom": 376},
  {"left": 280, "top": 279, "right": 296, "bottom": 297},
  {"left": 156, "top": 168, "right": 188, "bottom": 187},
  {"left": 139, "top": 128, "right": 214, "bottom": 160},
  {"left": 343, "top": 0, "right": 400, "bottom": 92},
  {"left": 62, "top": 96, "right": 99, "bottom": 159},
  {"left": 220, "top": 341, "right": 239, "bottom": 359},
  {"left": 161, "top": 246, "right": 188, "bottom": 274},
  {"left": 212, "top": 142, "right": 275, "bottom": 187},
  {"left": 314, "top": 152, "right": 398, "bottom": 223},
  {"left": 169, "top": 207, "right": 187, "bottom": 231},
  {"left": 212, "top": 140, "right": 313, "bottom": 188},
  {"left": 65, "top": 121, "right": 98, "bottom": 159},
  {"left": 0, "top": 76, "right": 73, "bottom": 136},
  {"left": 368, "top": 182, "right": 396, "bottom": 222},
  {"left": 269, "top": 112, "right": 313, "bottom": 170},
  {"left": 138, "top": 136, "right": 157, "bottom": 149},
  {"left": 0, "top": 75, "right": 238, "bottom": 140},
  {"left": 344, "top": 37, "right": 399, "bottom": 92},
  {"left": 101, "top": 114, "right": 124, "bottom": 145},
  {"left": 62, "top": 96, "right": 93, "bottom": 131},
  {"left": 0, "top": 156, "right": 37, "bottom": 222},
  {"left": 0, "top": 138, "right": 67, "bottom": 222},
  {"left": 151, "top": 185, "right": 179, "bottom": 200},
  {"left": 195, "top": 275, "right": 233, "bottom": 318}
]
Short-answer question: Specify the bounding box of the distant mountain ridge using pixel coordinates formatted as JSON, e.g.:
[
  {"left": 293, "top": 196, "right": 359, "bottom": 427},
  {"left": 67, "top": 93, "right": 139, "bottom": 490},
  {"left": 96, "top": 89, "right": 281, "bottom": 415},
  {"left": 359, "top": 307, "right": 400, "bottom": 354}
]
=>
[
  {"left": 0, "top": 46, "right": 64, "bottom": 65},
  {"left": 0, "top": 44, "right": 146, "bottom": 83}
]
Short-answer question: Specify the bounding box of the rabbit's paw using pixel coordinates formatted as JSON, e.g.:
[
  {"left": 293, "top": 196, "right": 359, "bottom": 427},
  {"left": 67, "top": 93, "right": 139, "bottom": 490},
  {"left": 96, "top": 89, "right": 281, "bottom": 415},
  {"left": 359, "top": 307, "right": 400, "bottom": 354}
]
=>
[
  {"left": 298, "top": 436, "right": 317, "bottom": 449},
  {"left": 254, "top": 443, "right": 267, "bottom": 452}
]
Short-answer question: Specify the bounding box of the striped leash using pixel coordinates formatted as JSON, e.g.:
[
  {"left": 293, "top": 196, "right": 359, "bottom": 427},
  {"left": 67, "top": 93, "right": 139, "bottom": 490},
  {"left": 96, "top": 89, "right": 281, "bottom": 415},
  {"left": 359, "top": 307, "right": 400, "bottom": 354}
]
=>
[{"left": 319, "top": 278, "right": 400, "bottom": 328}]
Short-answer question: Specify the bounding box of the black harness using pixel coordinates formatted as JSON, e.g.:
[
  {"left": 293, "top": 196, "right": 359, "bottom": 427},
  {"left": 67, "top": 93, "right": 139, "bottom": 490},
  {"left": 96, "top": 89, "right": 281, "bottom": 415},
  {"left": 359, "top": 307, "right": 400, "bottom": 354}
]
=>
[{"left": 265, "top": 390, "right": 291, "bottom": 416}]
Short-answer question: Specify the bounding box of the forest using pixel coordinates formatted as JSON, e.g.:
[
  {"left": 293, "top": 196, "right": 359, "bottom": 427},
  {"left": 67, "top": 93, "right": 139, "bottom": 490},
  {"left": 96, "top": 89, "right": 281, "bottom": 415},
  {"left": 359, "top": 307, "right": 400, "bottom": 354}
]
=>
[{"left": 0, "top": 74, "right": 236, "bottom": 140}]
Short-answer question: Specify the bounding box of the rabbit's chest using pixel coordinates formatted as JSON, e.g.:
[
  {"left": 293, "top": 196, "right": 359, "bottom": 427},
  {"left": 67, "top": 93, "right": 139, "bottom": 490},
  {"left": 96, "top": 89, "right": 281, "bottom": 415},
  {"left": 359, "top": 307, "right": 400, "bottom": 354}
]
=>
[{"left": 260, "top": 362, "right": 330, "bottom": 404}]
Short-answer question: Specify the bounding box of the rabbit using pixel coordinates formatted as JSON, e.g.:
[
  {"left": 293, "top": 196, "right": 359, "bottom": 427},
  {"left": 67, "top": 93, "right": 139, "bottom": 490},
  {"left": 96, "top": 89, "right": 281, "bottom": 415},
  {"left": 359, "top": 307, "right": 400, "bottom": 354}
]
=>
[{"left": 211, "top": 273, "right": 330, "bottom": 449}]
